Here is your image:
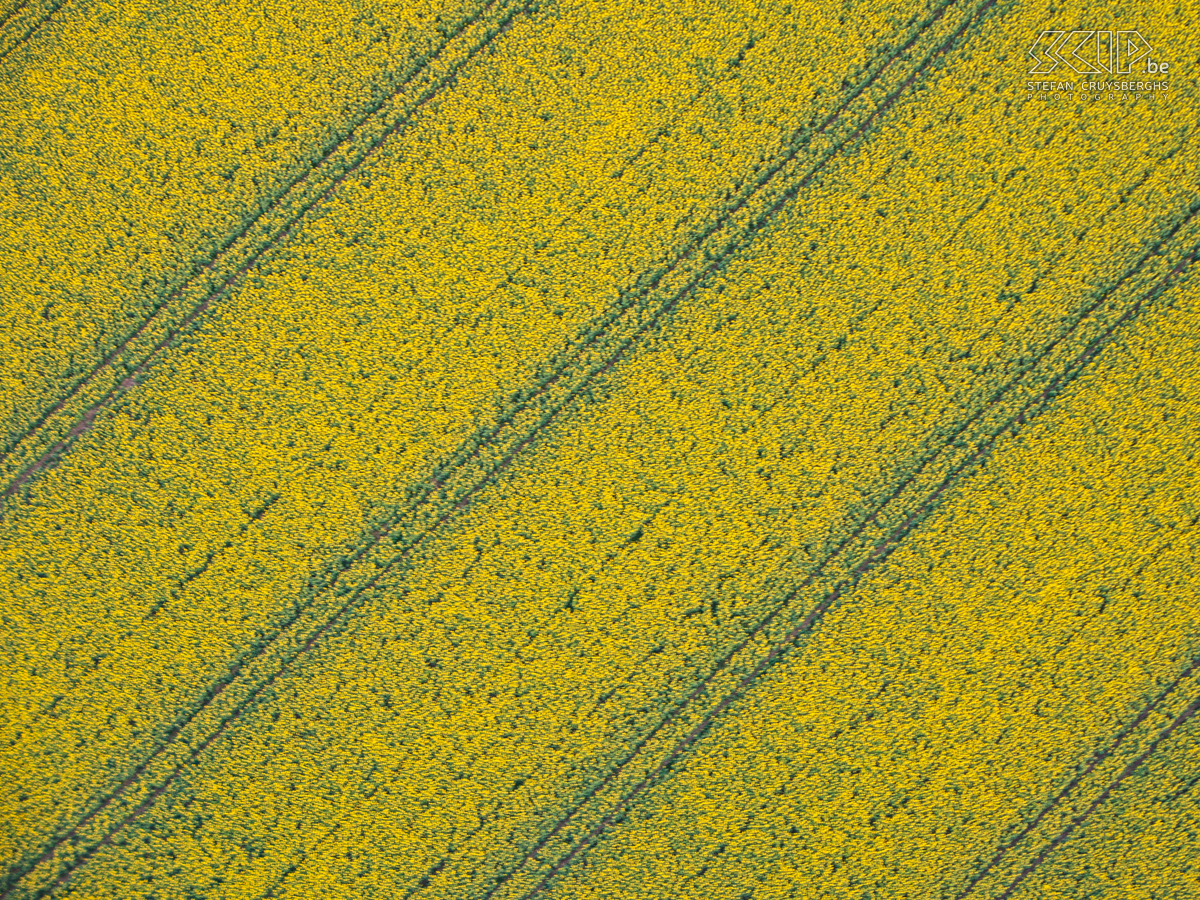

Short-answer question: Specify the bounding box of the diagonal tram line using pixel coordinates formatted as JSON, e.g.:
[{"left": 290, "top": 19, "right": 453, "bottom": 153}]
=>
[
  {"left": 0, "top": 490, "right": 282, "bottom": 753},
  {"left": 0, "top": 0, "right": 531, "bottom": 884},
  {"left": 475, "top": 221, "right": 1200, "bottom": 900},
  {"left": 1, "top": 1, "right": 988, "bottom": 895},
  {"left": 253, "top": 1, "right": 1020, "bottom": 893},
  {"left": 992, "top": 676, "right": 1200, "bottom": 899},
  {"left": 1, "top": 0, "right": 760, "bottom": 507},
  {"left": 686, "top": 535, "right": 1200, "bottom": 900},
  {"left": 63, "top": 0, "right": 1180, "bottom": 892},
  {"left": 506, "top": 236, "right": 1200, "bottom": 900},
  {"left": 3, "top": 7, "right": 1190, "bottom": 900},
  {"left": 0, "top": 0, "right": 32, "bottom": 32},
  {"left": 7, "top": 25, "right": 767, "bottom": 742},
  {"left": 384, "top": 159, "right": 1175, "bottom": 900},
  {"left": 0, "top": 0, "right": 64, "bottom": 63},
  {"left": 411, "top": 0, "right": 1084, "bottom": 894},
  {"left": 232, "top": 41, "right": 1195, "bottom": 900},
  {"left": 952, "top": 652, "right": 1200, "bottom": 900},
  {"left": 11, "top": 7, "right": 1190, "bottom": 900},
  {"left": 12, "top": 10, "right": 1192, "bottom": 900},
  {"left": 0, "top": 0, "right": 523, "bottom": 499},
  {"left": 965, "top": 651, "right": 1193, "bottom": 888}
]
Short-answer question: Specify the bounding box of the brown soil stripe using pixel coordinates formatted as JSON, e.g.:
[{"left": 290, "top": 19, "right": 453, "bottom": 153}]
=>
[
  {"left": 0, "top": 0, "right": 519, "bottom": 499},
  {"left": 993, "top": 683, "right": 1200, "bottom": 900},
  {"left": 0, "top": 3, "right": 973, "bottom": 895},
  {"left": 0, "top": 0, "right": 65, "bottom": 62},
  {"left": 955, "top": 655, "right": 1200, "bottom": 900},
  {"left": 486, "top": 225, "right": 1200, "bottom": 900}
]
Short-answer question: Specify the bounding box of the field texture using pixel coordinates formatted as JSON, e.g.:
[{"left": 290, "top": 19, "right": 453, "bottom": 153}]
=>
[{"left": 1, "top": 0, "right": 1198, "bottom": 897}]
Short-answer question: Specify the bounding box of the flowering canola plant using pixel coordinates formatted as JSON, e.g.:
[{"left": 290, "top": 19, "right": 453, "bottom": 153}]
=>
[{"left": 1, "top": 0, "right": 1197, "bottom": 897}]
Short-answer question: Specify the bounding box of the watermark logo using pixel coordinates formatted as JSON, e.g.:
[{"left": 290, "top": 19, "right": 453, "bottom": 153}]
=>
[
  {"left": 1025, "top": 29, "right": 1171, "bottom": 102},
  {"left": 1028, "top": 30, "right": 1168, "bottom": 75}
]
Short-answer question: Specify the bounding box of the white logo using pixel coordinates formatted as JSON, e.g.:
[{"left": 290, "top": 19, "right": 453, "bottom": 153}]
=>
[{"left": 1028, "top": 30, "right": 1168, "bottom": 75}]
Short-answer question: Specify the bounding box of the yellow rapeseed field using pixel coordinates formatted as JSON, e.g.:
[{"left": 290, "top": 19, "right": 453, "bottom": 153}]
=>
[
  {"left": 537, "top": 275, "right": 1200, "bottom": 900},
  {"left": 1, "top": 0, "right": 1196, "bottom": 897}
]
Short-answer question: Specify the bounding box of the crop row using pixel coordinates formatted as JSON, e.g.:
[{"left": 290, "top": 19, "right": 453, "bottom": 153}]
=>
[
  {"left": 531, "top": 273, "right": 1200, "bottom": 900},
  {"left": 3, "top": 0, "right": 1197, "bottom": 896},
  {"left": 2, "top": 0, "right": 940, "bottom": 888},
  {"left": 0, "top": 0, "right": 65, "bottom": 63},
  {"left": 1007, "top": 700, "right": 1200, "bottom": 900},
  {"left": 0, "top": 0, "right": 479, "bottom": 476}
]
